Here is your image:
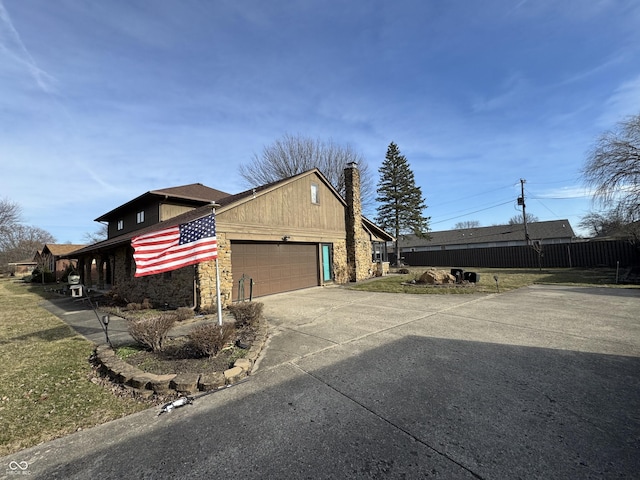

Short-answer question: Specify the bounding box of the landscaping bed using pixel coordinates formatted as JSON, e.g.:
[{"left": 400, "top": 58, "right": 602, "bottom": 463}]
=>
[{"left": 117, "top": 322, "right": 259, "bottom": 376}]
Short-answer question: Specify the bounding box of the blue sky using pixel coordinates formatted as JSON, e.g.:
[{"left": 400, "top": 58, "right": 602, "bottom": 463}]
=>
[{"left": 2, "top": 0, "right": 639, "bottom": 243}]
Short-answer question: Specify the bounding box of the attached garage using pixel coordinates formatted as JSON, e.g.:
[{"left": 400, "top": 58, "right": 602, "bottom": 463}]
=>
[{"left": 231, "top": 242, "right": 320, "bottom": 300}]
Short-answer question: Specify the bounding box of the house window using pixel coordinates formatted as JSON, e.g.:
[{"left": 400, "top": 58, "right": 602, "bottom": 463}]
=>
[
  {"left": 117, "top": 219, "right": 124, "bottom": 231},
  {"left": 136, "top": 211, "right": 145, "bottom": 224},
  {"left": 311, "top": 183, "right": 319, "bottom": 204}
]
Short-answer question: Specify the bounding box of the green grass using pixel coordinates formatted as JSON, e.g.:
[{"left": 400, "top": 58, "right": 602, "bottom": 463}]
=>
[
  {"left": 0, "top": 278, "right": 149, "bottom": 456},
  {"left": 348, "top": 267, "right": 637, "bottom": 294}
]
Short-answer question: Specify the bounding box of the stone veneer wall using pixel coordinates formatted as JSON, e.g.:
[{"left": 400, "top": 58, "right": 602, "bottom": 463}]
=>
[
  {"left": 331, "top": 240, "right": 349, "bottom": 284},
  {"left": 344, "top": 164, "right": 374, "bottom": 282},
  {"left": 196, "top": 232, "right": 233, "bottom": 311},
  {"left": 111, "top": 245, "right": 195, "bottom": 307}
]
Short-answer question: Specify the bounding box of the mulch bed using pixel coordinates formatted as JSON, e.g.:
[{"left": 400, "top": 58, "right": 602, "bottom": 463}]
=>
[{"left": 120, "top": 323, "right": 258, "bottom": 376}]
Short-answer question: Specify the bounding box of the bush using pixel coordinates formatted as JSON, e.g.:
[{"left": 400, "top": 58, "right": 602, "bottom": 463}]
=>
[
  {"left": 60, "top": 263, "right": 78, "bottom": 283},
  {"left": 30, "top": 268, "right": 55, "bottom": 283},
  {"left": 175, "top": 307, "right": 194, "bottom": 321},
  {"left": 127, "top": 313, "right": 177, "bottom": 352},
  {"left": 125, "top": 299, "right": 153, "bottom": 311},
  {"left": 227, "top": 302, "right": 264, "bottom": 328},
  {"left": 188, "top": 323, "right": 236, "bottom": 357}
]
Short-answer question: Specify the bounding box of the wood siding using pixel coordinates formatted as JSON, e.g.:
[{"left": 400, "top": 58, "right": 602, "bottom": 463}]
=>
[
  {"left": 159, "top": 203, "right": 197, "bottom": 222},
  {"left": 107, "top": 199, "right": 159, "bottom": 238},
  {"left": 219, "top": 174, "right": 346, "bottom": 243}
]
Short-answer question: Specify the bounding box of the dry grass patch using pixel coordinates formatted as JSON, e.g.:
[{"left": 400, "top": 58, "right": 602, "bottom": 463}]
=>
[
  {"left": 0, "top": 278, "right": 149, "bottom": 456},
  {"left": 349, "top": 267, "right": 633, "bottom": 295}
]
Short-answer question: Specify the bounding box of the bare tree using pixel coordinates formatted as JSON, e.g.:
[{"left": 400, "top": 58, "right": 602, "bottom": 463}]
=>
[
  {"left": 583, "top": 113, "right": 640, "bottom": 219},
  {"left": 508, "top": 213, "right": 539, "bottom": 225},
  {"left": 0, "top": 197, "right": 22, "bottom": 234},
  {"left": 578, "top": 209, "right": 627, "bottom": 238},
  {"left": 239, "top": 133, "right": 376, "bottom": 214},
  {"left": 83, "top": 223, "right": 108, "bottom": 244},
  {"left": 0, "top": 224, "right": 55, "bottom": 271},
  {"left": 454, "top": 220, "right": 480, "bottom": 229}
]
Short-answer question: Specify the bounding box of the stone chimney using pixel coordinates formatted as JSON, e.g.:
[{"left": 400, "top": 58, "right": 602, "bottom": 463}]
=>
[{"left": 344, "top": 162, "right": 370, "bottom": 282}]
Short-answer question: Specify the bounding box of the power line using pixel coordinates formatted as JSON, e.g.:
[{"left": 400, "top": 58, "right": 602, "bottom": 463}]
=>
[
  {"left": 431, "top": 200, "right": 514, "bottom": 225},
  {"left": 428, "top": 184, "right": 516, "bottom": 209},
  {"left": 525, "top": 187, "right": 562, "bottom": 219},
  {"left": 431, "top": 196, "right": 516, "bottom": 218}
]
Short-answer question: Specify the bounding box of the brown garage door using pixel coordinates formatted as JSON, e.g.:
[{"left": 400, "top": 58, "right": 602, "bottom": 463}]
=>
[{"left": 231, "top": 242, "right": 319, "bottom": 300}]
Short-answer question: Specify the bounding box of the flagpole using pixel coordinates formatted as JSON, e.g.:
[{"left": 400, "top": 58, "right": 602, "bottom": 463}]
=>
[{"left": 211, "top": 202, "right": 223, "bottom": 326}]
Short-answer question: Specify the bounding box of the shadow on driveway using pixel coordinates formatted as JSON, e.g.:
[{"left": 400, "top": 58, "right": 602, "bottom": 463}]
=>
[{"left": 11, "top": 334, "right": 640, "bottom": 479}]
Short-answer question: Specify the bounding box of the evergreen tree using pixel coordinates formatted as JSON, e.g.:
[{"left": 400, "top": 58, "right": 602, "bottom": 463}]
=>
[{"left": 375, "top": 142, "right": 430, "bottom": 264}]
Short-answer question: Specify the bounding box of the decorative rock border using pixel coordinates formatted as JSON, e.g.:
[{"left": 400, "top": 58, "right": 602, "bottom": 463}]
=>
[{"left": 94, "top": 319, "right": 268, "bottom": 397}]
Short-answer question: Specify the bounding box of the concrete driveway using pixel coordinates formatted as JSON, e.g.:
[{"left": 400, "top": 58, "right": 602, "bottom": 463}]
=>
[{"left": 2, "top": 285, "right": 639, "bottom": 479}]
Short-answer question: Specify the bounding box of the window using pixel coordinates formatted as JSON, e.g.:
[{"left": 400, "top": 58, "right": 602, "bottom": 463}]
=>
[
  {"left": 136, "top": 210, "right": 145, "bottom": 224},
  {"left": 117, "top": 219, "right": 124, "bottom": 231},
  {"left": 311, "top": 183, "right": 319, "bottom": 204}
]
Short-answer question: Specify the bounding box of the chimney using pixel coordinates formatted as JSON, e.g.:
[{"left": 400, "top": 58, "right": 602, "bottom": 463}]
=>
[{"left": 344, "top": 162, "right": 367, "bottom": 282}]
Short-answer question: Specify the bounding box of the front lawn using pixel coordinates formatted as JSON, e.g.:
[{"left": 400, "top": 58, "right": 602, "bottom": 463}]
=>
[
  {"left": 348, "top": 267, "right": 633, "bottom": 294},
  {"left": 0, "top": 278, "right": 149, "bottom": 456}
]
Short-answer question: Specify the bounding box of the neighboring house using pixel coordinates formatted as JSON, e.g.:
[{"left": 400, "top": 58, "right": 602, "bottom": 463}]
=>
[
  {"left": 7, "top": 259, "right": 37, "bottom": 276},
  {"left": 398, "top": 220, "right": 576, "bottom": 255},
  {"left": 68, "top": 165, "right": 393, "bottom": 310},
  {"left": 33, "top": 244, "right": 86, "bottom": 281}
]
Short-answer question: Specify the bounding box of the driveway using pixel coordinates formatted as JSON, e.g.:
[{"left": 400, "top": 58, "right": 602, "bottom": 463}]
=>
[{"left": 2, "top": 285, "right": 639, "bottom": 479}]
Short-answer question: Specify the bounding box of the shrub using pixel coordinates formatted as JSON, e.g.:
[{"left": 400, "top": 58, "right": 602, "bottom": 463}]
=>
[
  {"left": 175, "top": 307, "right": 194, "bottom": 321},
  {"left": 227, "top": 302, "right": 264, "bottom": 328},
  {"left": 30, "top": 268, "right": 55, "bottom": 283},
  {"left": 188, "top": 323, "right": 236, "bottom": 357},
  {"left": 59, "top": 263, "right": 78, "bottom": 283},
  {"left": 127, "top": 313, "right": 177, "bottom": 352}
]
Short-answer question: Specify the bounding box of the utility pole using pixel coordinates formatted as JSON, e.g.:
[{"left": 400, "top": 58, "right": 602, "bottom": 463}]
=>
[{"left": 518, "top": 178, "right": 530, "bottom": 245}]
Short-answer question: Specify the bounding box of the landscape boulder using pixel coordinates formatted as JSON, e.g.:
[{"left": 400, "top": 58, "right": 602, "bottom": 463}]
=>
[{"left": 419, "top": 269, "right": 456, "bottom": 285}]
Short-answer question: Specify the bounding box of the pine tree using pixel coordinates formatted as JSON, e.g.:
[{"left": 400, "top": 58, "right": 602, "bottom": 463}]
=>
[{"left": 375, "top": 142, "right": 430, "bottom": 264}]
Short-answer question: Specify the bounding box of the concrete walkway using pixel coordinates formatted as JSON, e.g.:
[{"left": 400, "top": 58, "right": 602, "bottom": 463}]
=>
[
  {"left": 39, "top": 294, "right": 233, "bottom": 348},
  {"left": 3, "top": 284, "right": 640, "bottom": 479}
]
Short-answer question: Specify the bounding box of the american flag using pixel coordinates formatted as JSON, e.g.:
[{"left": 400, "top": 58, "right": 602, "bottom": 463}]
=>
[{"left": 132, "top": 213, "right": 218, "bottom": 277}]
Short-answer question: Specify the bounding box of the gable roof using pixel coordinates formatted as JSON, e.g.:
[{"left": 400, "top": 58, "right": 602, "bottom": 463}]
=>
[
  {"left": 400, "top": 220, "right": 575, "bottom": 248},
  {"left": 41, "top": 244, "right": 87, "bottom": 256},
  {"left": 70, "top": 169, "right": 393, "bottom": 257},
  {"left": 150, "top": 184, "right": 231, "bottom": 203},
  {"left": 95, "top": 183, "right": 232, "bottom": 222}
]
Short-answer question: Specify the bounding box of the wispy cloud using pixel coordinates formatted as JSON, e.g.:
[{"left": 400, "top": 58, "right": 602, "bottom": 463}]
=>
[
  {"left": 598, "top": 74, "right": 640, "bottom": 127},
  {"left": 535, "top": 186, "right": 594, "bottom": 200},
  {"left": 0, "top": 0, "right": 55, "bottom": 93},
  {"left": 472, "top": 72, "right": 529, "bottom": 113}
]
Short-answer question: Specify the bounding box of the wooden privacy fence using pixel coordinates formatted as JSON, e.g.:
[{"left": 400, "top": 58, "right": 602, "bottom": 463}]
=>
[{"left": 399, "top": 240, "right": 639, "bottom": 269}]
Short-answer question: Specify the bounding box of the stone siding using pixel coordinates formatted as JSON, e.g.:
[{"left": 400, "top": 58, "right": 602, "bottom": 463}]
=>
[
  {"left": 196, "top": 232, "right": 233, "bottom": 311},
  {"left": 344, "top": 164, "right": 374, "bottom": 282},
  {"left": 331, "top": 240, "right": 349, "bottom": 284},
  {"left": 110, "top": 245, "right": 194, "bottom": 307}
]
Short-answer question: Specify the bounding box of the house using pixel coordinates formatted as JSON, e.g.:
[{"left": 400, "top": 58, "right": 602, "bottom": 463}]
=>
[
  {"left": 68, "top": 165, "right": 393, "bottom": 310},
  {"left": 33, "top": 244, "right": 86, "bottom": 281},
  {"left": 7, "top": 259, "right": 37, "bottom": 276},
  {"left": 398, "top": 220, "right": 576, "bottom": 255}
]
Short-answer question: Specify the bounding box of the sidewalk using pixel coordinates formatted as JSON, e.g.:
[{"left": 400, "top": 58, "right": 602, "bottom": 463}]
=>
[{"left": 40, "top": 294, "right": 233, "bottom": 348}]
